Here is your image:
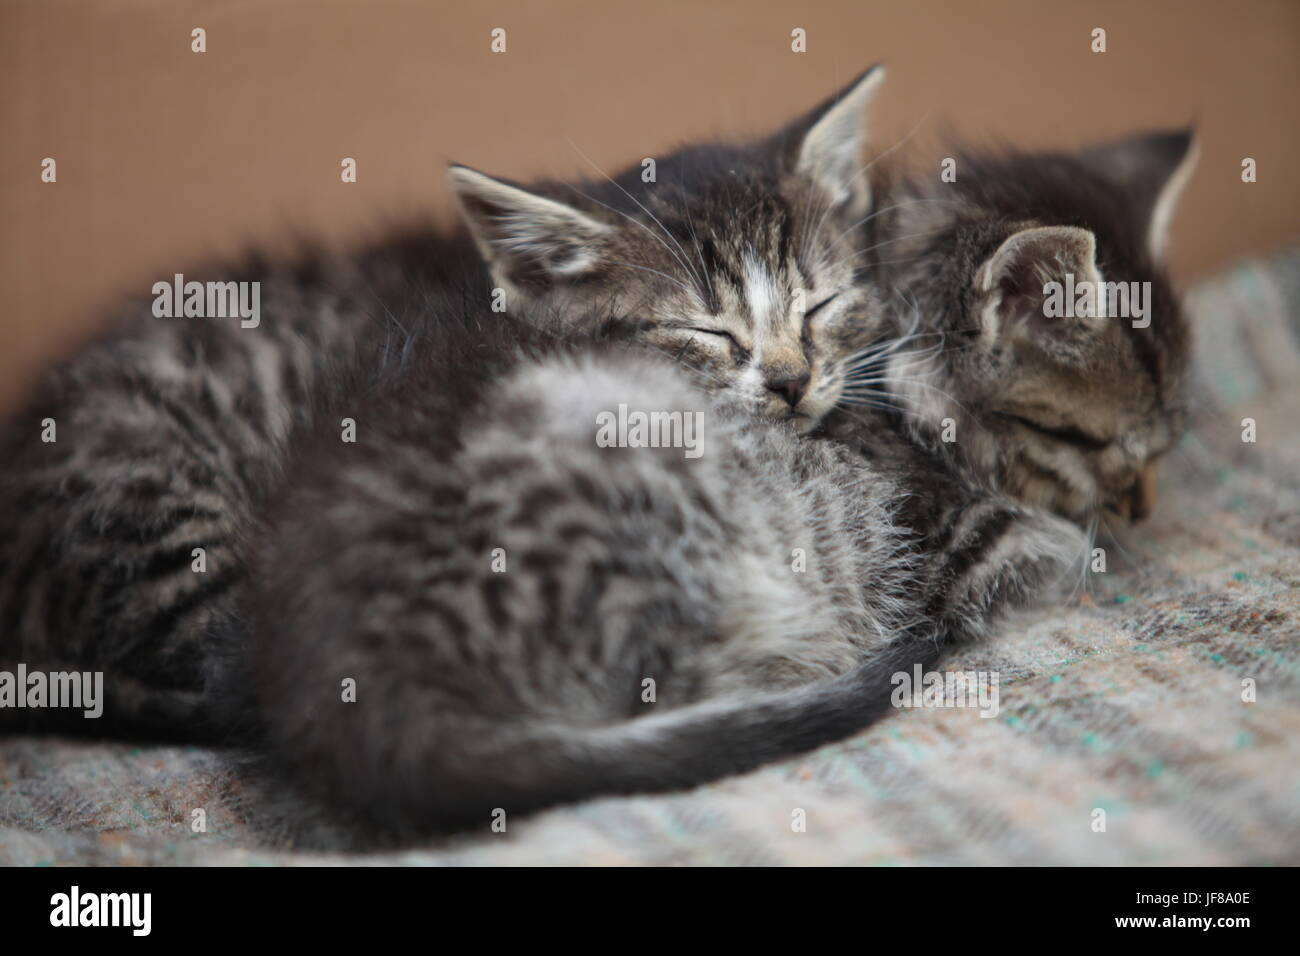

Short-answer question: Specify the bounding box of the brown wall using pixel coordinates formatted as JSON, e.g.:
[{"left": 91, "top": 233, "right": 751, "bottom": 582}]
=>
[{"left": 2, "top": 0, "right": 1297, "bottom": 413}]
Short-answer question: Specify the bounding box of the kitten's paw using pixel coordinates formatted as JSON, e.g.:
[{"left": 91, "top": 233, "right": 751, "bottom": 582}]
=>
[
  {"left": 940, "top": 501, "right": 1089, "bottom": 639},
  {"left": 999, "top": 506, "right": 1091, "bottom": 601}
]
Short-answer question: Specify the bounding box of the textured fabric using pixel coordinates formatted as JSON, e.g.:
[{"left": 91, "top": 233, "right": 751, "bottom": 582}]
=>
[{"left": 2, "top": 248, "right": 1298, "bottom": 866}]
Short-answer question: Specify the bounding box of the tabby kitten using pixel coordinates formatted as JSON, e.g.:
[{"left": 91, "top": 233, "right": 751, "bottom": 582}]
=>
[
  {"left": 445, "top": 66, "right": 891, "bottom": 429},
  {"left": 245, "top": 299, "right": 1086, "bottom": 834},
  {"left": 847, "top": 130, "right": 1198, "bottom": 524},
  {"left": 0, "top": 67, "right": 893, "bottom": 736}
]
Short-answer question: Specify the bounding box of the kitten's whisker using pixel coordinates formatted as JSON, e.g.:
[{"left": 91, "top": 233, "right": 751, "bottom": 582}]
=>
[
  {"left": 824, "top": 198, "right": 969, "bottom": 254},
  {"left": 566, "top": 140, "right": 705, "bottom": 292},
  {"left": 603, "top": 260, "right": 694, "bottom": 296},
  {"left": 841, "top": 342, "right": 906, "bottom": 370},
  {"left": 566, "top": 186, "right": 703, "bottom": 299},
  {"left": 839, "top": 327, "right": 946, "bottom": 367},
  {"left": 835, "top": 395, "right": 907, "bottom": 413},
  {"left": 1098, "top": 515, "right": 1144, "bottom": 571},
  {"left": 805, "top": 110, "right": 933, "bottom": 261},
  {"left": 823, "top": 228, "right": 949, "bottom": 274},
  {"left": 676, "top": 185, "right": 715, "bottom": 305},
  {"left": 844, "top": 343, "right": 949, "bottom": 375},
  {"left": 837, "top": 382, "right": 908, "bottom": 401},
  {"left": 1068, "top": 515, "right": 1100, "bottom": 603},
  {"left": 842, "top": 381, "right": 902, "bottom": 393},
  {"left": 881, "top": 364, "right": 973, "bottom": 418}
]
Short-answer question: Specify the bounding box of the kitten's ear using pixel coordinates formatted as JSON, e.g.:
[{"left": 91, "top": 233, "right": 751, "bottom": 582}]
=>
[
  {"left": 786, "top": 65, "right": 886, "bottom": 218},
  {"left": 447, "top": 165, "right": 612, "bottom": 291},
  {"left": 1079, "top": 128, "right": 1198, "bottom": 259},
  {"left": 975, "top": 225, "right": 1104, "bottom": 345}
]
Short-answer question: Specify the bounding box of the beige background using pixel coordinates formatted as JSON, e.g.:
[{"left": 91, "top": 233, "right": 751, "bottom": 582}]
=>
[{"left": 2, "top": 0, "right": 1297, "bottom": 414}]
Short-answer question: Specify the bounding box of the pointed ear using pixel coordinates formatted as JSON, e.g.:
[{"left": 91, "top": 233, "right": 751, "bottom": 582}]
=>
[
  {"left": 975, "top": 225, "right": 1104, "bottom": 345},
  {"left": 787, "top": 65, "right": 886, "bottom": 219},
  {"left": 447, "top": 165, "right": 612, "bottom": 291},
  {"left": 1080, "top": 128, "right": 1198, "bottom": 259}
]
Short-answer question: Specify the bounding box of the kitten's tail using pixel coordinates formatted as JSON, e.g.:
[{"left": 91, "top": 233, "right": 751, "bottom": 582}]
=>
[
  {"left": 296, "top": 630, "right": 945, "bottom": 836},
  {"left": 554, "top": 630, "right": 945, "bottom": 796}
]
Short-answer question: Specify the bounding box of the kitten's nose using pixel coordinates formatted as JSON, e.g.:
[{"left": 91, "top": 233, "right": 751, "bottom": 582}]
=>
[
  {"left": 1127, "top": 462, "right": 1159, "bottom": 522},
  {"left": 766, "top": 372, "right": 810, "bottom": 409}
]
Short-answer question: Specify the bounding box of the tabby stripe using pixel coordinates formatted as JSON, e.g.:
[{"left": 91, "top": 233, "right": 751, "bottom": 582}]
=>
[
  {"left": 0, "top": 533, "right": 52, "bottom": 645},
  {"left": 87, "top": 505, "right": 225, "bottom": 546},
  {"left": 407, "top": 597, "right": 474, "bottom": 660},
  {"left": 776, "top": 197, "right": 794, "bottom": 274},
  {"left": 700, "top": 238, "right": 744, "bottom": 302},
  {"left": 131, "top": 539, "right": 232, "bottom": 583},
  {"left": 131, "top": 568, "right": 242, "bottom": 677},
  {"left": 144, "top": 390, "right": 228, "bottom": 465},
  {"left": 942, "top": 507, "right": 1018, "bottom": 586}
]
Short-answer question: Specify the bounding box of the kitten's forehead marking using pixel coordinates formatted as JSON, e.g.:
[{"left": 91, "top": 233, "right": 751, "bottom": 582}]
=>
[{"left": 741, "top": 254, "right": 782, "bottom": 336}]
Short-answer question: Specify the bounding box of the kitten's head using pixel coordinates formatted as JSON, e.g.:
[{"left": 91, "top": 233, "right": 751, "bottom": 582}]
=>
[
  {"left": 877, "top": 130, "right": 1197, "bottom": 522},
  {"left": 448, "top": 67, "right": 889, "bottom": 430}
]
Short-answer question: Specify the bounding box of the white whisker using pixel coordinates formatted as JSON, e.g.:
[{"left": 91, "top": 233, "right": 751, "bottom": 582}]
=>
[{"left": 566, "top": 139, "right": 705, "bottom": 292}]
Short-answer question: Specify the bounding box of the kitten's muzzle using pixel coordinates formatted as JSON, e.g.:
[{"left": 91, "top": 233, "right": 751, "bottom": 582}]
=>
[{"left": 1112, "top": 461, "right": 1159, "bottom": 522}]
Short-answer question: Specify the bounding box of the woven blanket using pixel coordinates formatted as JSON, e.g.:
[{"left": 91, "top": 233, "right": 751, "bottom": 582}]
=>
[{"left": 2, "top": 249, "right": 1298, "bottom": 866}]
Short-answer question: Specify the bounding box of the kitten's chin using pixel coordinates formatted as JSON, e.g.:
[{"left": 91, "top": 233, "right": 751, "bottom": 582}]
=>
[
  {"left": 754, "top": 403, "right": 819, "bottom": 433},
  {"left": 787, "top": 412, "right": 819, "bottom": 435}
]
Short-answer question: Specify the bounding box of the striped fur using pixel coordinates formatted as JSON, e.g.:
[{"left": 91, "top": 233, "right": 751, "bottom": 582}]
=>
[
  {"left": 0, "top": 75, "right": 1185, "bottom": 834},
  {"left": 0, "top": 263, "right": 377, "bottom": 736},
  {"left": 0, "top": 234, "right": 491, "bottom": 735},
  {"left": 0, "top": 69, "right": 895, "bottom": 737},
  {"left": 856, "top": 130, "right": 1197, "bottom": 523},
  {"left": 246, "top": 308, "right": 1087, "bottom": 833}
]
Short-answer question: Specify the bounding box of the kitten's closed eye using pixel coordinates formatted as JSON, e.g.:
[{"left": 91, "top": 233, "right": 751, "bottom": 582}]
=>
[
  {"left": 802, "top": 294, "right": 838, "bottom": 339},
  {"left": 689, "top": 327, "right": 737, "bottom": 343},
  {"left": 1005, "top": 414, "right": 1113, "bottom": 450},
  {"left": 803, "top": 294, "right": 839, "bottom": 319},
  {"left": 688, "top": 328, "right": 751, "bottom": 361}
]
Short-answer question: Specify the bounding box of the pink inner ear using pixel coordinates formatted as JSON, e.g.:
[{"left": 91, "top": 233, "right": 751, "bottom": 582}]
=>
[
  {"left": 981, "top": 226, "right": 1103, "bottom": 344},
  {"left": 993, "top": 265, "right": 1102, "bottom": 347},
  {"left": 986, "top": 254, "right": 1052, "bottom": 337}
]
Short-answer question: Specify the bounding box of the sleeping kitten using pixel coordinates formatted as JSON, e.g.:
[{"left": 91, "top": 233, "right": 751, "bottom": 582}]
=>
[
  {"left": 445, "top": 66, "right": 890, "bottom": 428},
  {"left": 0, "top": 68, "right": 892, "bottom": 736},
  {"left": 245, "top": 296, "right": 1085, "bottom": 834},
  {"left": 845, "top": 130, "right": 1197, "bottom": 524}
]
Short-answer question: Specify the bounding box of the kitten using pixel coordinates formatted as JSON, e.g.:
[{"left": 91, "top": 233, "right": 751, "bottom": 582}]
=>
[
  {"left": 0, "top": 68, "right": 893, "bottom": 736},
  {"left": 245, "top": 297, "right": 1085, "bottom": 834},
  {"left": 0, "top": 252, "right": 398, "bottom": 737},
  {"left": 445, "top": 66, "right": 890, "bottom": 428},
  {"left": 843, "top": 130, "right": 1197, "bottom": 525}
]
